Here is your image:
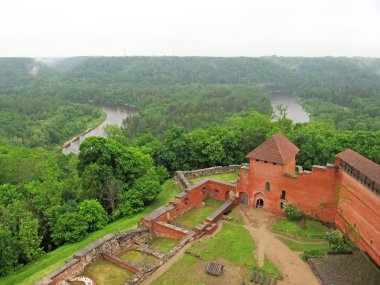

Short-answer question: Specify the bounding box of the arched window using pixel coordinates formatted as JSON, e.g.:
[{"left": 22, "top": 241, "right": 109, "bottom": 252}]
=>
[
  {"left": 265, "top": 182, "right": 270, "bottom": 192},
  {"left": 281, "top": 190, "right": 286, "bottom": 200}
]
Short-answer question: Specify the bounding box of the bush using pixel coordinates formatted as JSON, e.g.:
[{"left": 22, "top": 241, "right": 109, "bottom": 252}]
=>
[
  {"left": 302, "top": 249, "right": 325, "bottom": 261},
  {"left": 51, "top": 212, "right": 89, "bottom": 245},
  {"left": 79, "top": 199, "right": 109, "bottom": 232},
  {"left": 283, "top": 203, "right": 303, "bottom": 221},
  {"left": 325, "top": 230, "right": 353, "bottom": 252}
]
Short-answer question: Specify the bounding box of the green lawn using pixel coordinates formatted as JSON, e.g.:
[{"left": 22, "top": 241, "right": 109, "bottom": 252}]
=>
[
  {"left": 278, "top": 237, "right": 329, "bottom": 252},
  {"left": 262, "top": 259, "right": 283, "bottom": 280},
  {"left": 272, "top": 219, "right": 329, "bottom": 241},
  {"left": 172, "top": 198, "right": 224, "bottom": 228},
  {"left": 0, "top": 180, "right": 180, "bottom": 285},
  {"left": 190, "top": 223, "right": 257, "bottom": 266},
  {"left": 151, "top": 223, "right": 256, "bottom": 285},
  {"left": 72, "top": 259, "right": 133, "bottom": 285},
  {"left": 119, "top": 250, "right": 158, "bottom": 265},
  {"left": 149, "top": 237, "right": 179, "bottom": 253},
  {"left": 151, "top": 222, "right": 282, "bottom": 284},
  {"left": 189, "top": 172, "right": 239, "bottom": 184},
  {"left": 226, "top": 208, "right": 244, "bottom": 225}
]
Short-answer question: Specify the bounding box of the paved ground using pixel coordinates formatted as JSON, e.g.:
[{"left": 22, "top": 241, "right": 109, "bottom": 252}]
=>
[
  {"left": 239, "top": 206, "right": 320, "bottom": 285},
  {"left": 309, "top": 250, "right": 380, "bottom": 285}
]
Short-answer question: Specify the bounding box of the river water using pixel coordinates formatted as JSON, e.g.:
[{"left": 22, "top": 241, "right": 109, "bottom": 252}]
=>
[
  {"left": 62, "top": 103, "right": 138, "bottom": 154},
  {"left": 270, "top": 94, "right": 310, "bottom": 123}
]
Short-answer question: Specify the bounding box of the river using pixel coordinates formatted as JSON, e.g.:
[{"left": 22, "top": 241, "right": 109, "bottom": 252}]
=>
[
  {"left": 270, "top": 93, "right": 310, "bottom": 123},
  {"left": 62, "top": 103, "right": 138, "bottom": 154}
]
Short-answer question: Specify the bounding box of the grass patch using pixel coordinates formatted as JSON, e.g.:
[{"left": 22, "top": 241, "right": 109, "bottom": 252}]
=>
[
  {"left": 149, "top": 237, "right": 179, "bottom": 253},
  {"left": 119, "top": 250, "right": 157, "bottom": 265},
  {"left": 262, "top": 259, "right": 283, "bottom": 280},
  {"left": 119, "top": 250, "right": 143, "bottom": 262},
  {"left": 150, "top": 254, "right": 201, "bottom": 285},
  {"left": 279, "top": 237, "right": 329, "bottom": 252},
  {"left": 226, "top": 208, "right": 244, "bottom": 225},
  {"left": 173, "top": 198, "right": 224, "bottom": 228},
  {"left": 190, "top": 223, "right": 257, "bottom": 266},
  {"left": 151, "top": 223, "right": 282, "bottom": 284},
  {"left": 0, "top": 179, "right": 180, "bottom": 285},
  {"left": 151, "top": 223, "right": 255, "bottom": 285},
  {"left": 190, "top": 172, "right": 239, "bottom": 184},
  {"left": 272, "top": 219, "right": 329, "bottom": 241},
  {"left": 75, "top": 259, "right": 133, "bottom": 285}
]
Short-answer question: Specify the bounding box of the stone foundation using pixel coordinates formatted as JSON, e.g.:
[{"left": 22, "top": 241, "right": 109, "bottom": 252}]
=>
[
  {"left": 175, "top": 165, "right": 240, "bottom": 189},
  {"left": 35, "top": 228, "right": 150, "bottom": 285}
]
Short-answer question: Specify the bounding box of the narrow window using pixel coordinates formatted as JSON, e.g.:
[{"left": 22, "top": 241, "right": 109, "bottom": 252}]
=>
[
  {"left": 184, "top": 198, "right": 189, "bottom": 205},
  {"left": 265, "top": 182, "right": 270, "bottom": 192},
  {"left": 281, "top": 190, "right": 286, "bottom": 200},
  {"left": 215, "top": 189, "right": 220, "bottom": 193},
  {"left": 280, "top": 202, "right": 284, "bottom": 209}
]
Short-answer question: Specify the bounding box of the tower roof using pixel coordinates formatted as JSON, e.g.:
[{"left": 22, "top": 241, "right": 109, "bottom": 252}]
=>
[
  {"left": 246, "top": 132, "right": 299, "bottom": 165},
  {"left": 337, "top": 149, "right": 380, "bottom": 186}
]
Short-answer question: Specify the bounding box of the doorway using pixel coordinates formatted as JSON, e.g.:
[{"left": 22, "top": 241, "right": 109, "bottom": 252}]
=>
[
  {"left": 239, "top": 192, "right": 249, "bottom": 206},
  {"left": 256, "top": 198, "right": 264, "bottom": 208}
]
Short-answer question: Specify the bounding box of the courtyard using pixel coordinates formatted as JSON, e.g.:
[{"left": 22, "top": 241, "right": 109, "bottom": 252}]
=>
[
  {"left": 189, "top": 172, "right": 240, "bottom": 185},
  {"left": 172, "top": 198, "right": 224, "bottom": 228}
]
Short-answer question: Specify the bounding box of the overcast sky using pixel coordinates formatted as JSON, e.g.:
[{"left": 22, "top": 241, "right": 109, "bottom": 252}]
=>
[{"left": 1, "top": 0, "right": 379, "bottom": 57}]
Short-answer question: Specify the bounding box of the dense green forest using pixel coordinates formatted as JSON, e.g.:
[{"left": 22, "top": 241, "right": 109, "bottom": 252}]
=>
[
  {"left": 0, "top": 140, "right": 168, "bottom": 276},
  {"left": 1, "top": 56, "right": 380, "bottom": 279},
  {"left": 1, "top": 56, "right": 380, "bottom": 136},
  {"left": 0, "top": 95, "right": 104, "bottom": 149}
]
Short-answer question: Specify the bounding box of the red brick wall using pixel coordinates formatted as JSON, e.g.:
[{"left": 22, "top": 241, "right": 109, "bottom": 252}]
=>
[
  {"left": 208, "top": 180, "right": 237, "bottom": 201},
  {"left": 151, "top": 222, "right": 188, "bottom": 239},
  {"left": 236, "top": 155, "right": 380, "bottom": 265},
  {"left": 237, "top": 159, "right": 337, "bottom": 222},
  {"left": 335, "top": 165, "right": 380, "bottom": 264},
  {"left": 51, "top": 260, "right": 85, "bottom": 285}
]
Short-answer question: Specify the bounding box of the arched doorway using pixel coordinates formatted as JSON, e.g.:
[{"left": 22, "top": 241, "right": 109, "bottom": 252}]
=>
[
  {"left": 225, "top": 190, "right": 235, "bottom": 200},
  {"left": 239, "top": 192, "right": 249, "bottom": 206},
  {"left": 256, "top": 198, "right": 264, "bottom": 208}
]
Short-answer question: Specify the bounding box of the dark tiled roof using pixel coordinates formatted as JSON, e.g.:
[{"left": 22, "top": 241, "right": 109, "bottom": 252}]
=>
[
  {"left": 337, "top": 149, "right": 380, "bottom": 185},
  {"left": 246, "top": 132, "right": 300, "bottom": 164}
]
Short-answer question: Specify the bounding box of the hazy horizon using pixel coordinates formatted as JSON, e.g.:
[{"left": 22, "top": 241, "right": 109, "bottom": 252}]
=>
[{"left": 1, "top": 0, "right": 380, "bottom": 58}]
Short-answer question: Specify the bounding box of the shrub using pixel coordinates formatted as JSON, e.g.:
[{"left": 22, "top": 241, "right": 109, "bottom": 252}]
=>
[
  {"left": 283, "top": 203, "right": 303, "bottom": 221},
  {"left": 51, "top": 212, "right": 89, "bottom": 245},
  {"left": 325, "top": 230, "right": 353, "bottom": 252},
  {"left": 302, "top": 249, "right": 325, "bottom": 261},
  {"left": 79, "top": 199, "right": 109, "bottom": 232}
]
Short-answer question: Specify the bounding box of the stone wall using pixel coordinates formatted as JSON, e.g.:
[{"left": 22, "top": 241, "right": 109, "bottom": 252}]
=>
[
  {"left": 35, "top": 228, "right": 150, "bottom": 285},
  {"left": 175, "top": 165, "right": 240, "bottom": 190},
  {"left": 126, "top": 233, "right": 195, "bottom": 284}
]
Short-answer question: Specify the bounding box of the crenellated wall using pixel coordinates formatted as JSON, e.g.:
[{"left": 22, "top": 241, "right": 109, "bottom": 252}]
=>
[{"left": 334, "top": 165, "right": 380, "bottom": 265}]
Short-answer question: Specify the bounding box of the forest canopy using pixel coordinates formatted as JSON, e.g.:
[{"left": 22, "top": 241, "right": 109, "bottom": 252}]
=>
[{"left": 1, "top": 56, "right": 380, "bottom": 278}]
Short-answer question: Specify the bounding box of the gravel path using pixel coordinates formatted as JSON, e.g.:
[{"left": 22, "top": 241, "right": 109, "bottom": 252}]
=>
[{"left": 239, "top": 206, "right": 320, "bottom": 285}]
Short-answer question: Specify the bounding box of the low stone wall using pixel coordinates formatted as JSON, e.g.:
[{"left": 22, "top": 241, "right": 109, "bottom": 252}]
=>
[
  {"left": 126, "top": 233, "right": 195, "bottom": 284},
  {"left": 175, "top": 165, "right": 240, "bottom": 190},
  {"left": 35, "top": 228, "right": 150, "bottom": 285},
  {"left": 102, "top": 253, "right": 141, "bottom": 273}
]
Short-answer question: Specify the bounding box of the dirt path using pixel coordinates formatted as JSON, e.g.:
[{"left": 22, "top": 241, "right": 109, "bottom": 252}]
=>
[{"left": 239, "top": 206, "right": 321, "bottom": 285}]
